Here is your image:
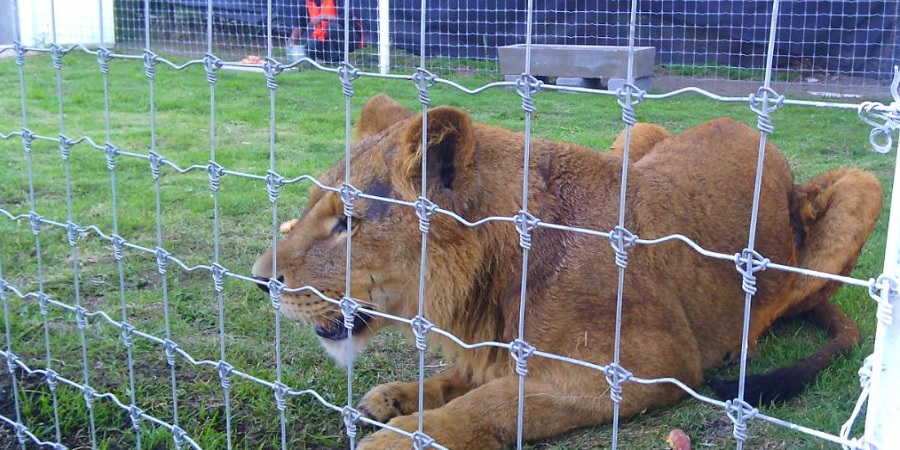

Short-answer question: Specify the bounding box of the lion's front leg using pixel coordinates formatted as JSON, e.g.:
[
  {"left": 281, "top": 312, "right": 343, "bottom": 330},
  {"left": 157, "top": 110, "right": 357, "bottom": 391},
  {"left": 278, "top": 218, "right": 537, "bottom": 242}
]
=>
[
  {"left": 357, "top": 365, "right": 475, "bottom": 424},
  {"left": 357, "top": 376, "right": 611, "bottom": 450}
]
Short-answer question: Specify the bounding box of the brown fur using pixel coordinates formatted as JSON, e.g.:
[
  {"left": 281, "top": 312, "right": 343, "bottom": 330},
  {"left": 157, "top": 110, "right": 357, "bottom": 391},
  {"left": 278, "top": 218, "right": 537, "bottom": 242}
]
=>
[
  {"left": 251, "top": 95, "right": 883, "bottom": 449},
  {"left": 607, "top": 122, "right": 672, "bottom": 163}
]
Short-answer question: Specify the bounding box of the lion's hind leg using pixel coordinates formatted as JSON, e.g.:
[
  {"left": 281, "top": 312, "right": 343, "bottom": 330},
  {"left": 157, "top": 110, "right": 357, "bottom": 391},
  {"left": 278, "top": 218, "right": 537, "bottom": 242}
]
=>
[
  {"left": 787, "top": 168, "right": 882, "bottom": 312},
  {"left": 714, "top": 168, "right": 882, "bottom": 406}
]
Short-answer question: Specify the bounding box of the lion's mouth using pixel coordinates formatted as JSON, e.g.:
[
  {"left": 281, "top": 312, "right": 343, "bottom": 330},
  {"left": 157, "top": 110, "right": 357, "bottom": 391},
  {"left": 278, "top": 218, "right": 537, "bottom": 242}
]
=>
[{"left": 314, "top": 311, "right": 374, "bottom": 341}]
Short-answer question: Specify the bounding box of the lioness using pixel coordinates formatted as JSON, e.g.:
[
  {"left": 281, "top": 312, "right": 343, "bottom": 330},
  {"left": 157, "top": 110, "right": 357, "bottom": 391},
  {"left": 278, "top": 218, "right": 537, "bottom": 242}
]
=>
[{"left": 252, "top": 94, "right": 882, "bottom": 449}]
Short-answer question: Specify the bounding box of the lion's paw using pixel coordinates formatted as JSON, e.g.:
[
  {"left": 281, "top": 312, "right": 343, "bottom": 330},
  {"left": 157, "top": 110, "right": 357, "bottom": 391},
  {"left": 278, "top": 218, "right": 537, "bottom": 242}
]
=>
[
  {"left": 358, "top": 382, "right": 412, "bottom": 423},
  {"left": 358, "top": 415, "right": 420, "bottom": 450}
]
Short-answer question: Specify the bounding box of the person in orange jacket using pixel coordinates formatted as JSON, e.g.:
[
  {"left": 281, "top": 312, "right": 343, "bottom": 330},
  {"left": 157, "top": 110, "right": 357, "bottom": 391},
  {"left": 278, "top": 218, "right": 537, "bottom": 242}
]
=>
[{"left": 290, "top": 0, "right": 365, "bottom": 64}]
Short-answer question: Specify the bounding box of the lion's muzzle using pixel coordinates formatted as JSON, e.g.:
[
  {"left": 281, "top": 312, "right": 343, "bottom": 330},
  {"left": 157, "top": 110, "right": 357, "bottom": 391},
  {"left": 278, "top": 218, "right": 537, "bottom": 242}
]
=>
[{"left": 315, "top": 311, "right": 374, "bottom": 341}]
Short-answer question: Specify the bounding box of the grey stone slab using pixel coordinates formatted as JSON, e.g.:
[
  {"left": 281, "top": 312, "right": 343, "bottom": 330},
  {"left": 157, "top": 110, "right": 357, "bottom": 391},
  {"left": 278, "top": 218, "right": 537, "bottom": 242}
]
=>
[{"left": 498, "top": 44, "right": 655, "bottom": 79}]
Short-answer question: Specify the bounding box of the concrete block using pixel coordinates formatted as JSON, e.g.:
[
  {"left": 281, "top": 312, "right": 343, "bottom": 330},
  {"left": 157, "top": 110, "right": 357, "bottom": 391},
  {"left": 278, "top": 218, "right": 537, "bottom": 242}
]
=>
[{"left": 498, "top": 44, "right": 655, "bottom": 79}]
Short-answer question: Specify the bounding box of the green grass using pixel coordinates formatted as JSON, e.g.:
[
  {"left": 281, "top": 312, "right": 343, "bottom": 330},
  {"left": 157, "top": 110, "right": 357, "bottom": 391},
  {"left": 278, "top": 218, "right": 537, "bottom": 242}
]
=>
[
  {"left": 659, "top": 63, "right": 804, "bottom": 83},
  {"left": 0, "top": 50, "right": 894, "bottom": 450}
]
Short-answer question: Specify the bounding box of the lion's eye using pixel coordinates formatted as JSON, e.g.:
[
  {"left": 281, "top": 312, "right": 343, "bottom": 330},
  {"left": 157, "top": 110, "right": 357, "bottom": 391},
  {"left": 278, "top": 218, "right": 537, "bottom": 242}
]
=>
[{"left": 332, "top": 216, "right": 359, "bottom": 235}]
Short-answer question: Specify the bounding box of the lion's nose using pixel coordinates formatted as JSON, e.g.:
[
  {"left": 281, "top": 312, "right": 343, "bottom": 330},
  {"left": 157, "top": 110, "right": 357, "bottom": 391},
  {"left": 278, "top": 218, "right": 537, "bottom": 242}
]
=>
[{"left": 253, "top": 275, "right": 284, "bottom": 294}]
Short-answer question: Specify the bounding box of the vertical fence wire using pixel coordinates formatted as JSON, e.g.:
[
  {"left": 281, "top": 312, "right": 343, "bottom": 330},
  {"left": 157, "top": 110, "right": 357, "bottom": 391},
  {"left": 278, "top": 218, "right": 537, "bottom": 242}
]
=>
[
  {"left": 15, "top": 6, "right": 66, "bottom": 447},
  {"left": 514, "top": 1, "right": 537, "bottom": 449},
  {"left": 201, "top": 0, "right": 234, "bottom": 447},
  {"left": 412, "top": 0, "right": 434, "bottom": 445},
  {"left": 730, "top": 0, "right": 786, "bottom": 447},
  {"left": 96, "top": 21, "right": 144, "bottom": 450},
  {"left": 141, "top": 0, "right": 184, "bottom": 447},
  {"left": 50, "top": 0, "right": 100, "bottom": 448},
  {"left": 608, "top": 0, "right": 644, "bottom": 446},
  {"left": 262, "top": 2, "right": 290, "bottom": 449}
]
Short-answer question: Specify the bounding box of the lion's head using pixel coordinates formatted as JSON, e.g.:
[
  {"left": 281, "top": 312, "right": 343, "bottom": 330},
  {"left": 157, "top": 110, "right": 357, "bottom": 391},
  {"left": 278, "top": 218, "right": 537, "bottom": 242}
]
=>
[{"left": 251, "top": 95, "right": 495, "bottom": 366}]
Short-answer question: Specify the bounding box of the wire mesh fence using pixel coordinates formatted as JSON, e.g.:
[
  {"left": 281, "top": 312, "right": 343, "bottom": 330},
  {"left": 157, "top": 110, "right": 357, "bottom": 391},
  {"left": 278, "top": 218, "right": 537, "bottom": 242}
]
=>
[
  {"left": 100, "top": 0, "right": 900, "bottom": 91},
  {"left": 1, "top": 0, "right": 899, "bottom": 449}
]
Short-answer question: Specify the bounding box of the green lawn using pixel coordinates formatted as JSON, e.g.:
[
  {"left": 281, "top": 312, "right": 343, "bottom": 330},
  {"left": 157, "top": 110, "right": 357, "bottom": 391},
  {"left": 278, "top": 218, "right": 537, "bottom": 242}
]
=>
[{"left": 0, "top": 50, "right": 895, "bottom": 449}]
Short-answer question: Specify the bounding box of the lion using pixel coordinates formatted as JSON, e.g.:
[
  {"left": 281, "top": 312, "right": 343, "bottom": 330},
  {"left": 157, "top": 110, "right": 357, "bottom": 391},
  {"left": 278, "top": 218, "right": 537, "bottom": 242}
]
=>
[{"left": 251, "top": 94, "right": 882, "bottom": 449}]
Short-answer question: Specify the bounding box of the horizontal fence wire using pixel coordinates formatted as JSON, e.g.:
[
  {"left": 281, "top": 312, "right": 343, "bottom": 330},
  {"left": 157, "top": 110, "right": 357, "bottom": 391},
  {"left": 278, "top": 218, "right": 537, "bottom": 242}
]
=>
[{"left": 1, "top": 0, "right": 899, "bottom": 449}]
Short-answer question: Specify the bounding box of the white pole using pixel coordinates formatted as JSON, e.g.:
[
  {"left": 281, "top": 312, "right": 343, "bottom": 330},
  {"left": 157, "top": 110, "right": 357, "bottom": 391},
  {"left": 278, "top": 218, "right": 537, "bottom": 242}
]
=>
[
  {"left": 865, "top": 129, "right": 900, "bottom": 449},
  {"left": 378, "top": 0, "right": 390, "bottom": 74}
]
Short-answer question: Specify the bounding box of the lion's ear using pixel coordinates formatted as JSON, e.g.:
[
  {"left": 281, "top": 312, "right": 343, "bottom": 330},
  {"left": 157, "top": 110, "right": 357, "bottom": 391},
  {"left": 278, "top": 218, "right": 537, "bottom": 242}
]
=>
[
  {"left": 355, "top": 94, "right": 414, "bottom": 138},
  {"left": 394, "top": 106, "right": 477, "bottom": 209}
]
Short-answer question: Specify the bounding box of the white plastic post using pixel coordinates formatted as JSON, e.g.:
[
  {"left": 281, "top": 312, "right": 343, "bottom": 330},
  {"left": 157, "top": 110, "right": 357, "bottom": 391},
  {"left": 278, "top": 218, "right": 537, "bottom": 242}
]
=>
[
  {"left": 864, "top": 129, "right": 900, "bottom": 449},
  {"left": 377, "top": 0, "right": 390, "bottom": 74}
]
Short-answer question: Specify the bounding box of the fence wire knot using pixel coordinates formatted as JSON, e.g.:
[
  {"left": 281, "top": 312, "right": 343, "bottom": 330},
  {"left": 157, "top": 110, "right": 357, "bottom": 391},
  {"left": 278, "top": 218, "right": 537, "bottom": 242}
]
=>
[
  {"left": 615, "top": 83, "right": 647, "bottom": 126},
  {"left": 59, "top": 134, "right": 74, "bottom": 161},
  {"left": 14, "top": 423, "right": 26, "bottom": 445},
  {"left": 341, "top": 296, "right": 360, "bottom": 332},
  {"left": 45, "top": 368, "right": 59, "bottom": 392},
  {"left": 4, "top": 352, "right": 17, "bottom": 374},
  {"left": 514, "top": 210, "right": 540, "bottom": 250},
  {"left": 65, "top": 221, "right": 83, "bottom": 247},
  {"left": 749, "top": 86, "right": 785, "bottom": 134},
  {"left": 725, "top": 398, "right": 758, "bottom": 443},
  {"left": 38, "top": 292, "right": 49, "bottom": 317},
  {"left": 516, "top": 74, "right": 542, "bottom": 114},
  {"left": 29, "top": 211, "right": 42, "bottom": 236},
  {"left": 414, "top": 196, "right": 438, "bottom": 234},
  {"left": 603, "top": 363, "right": 633, "bottom": 403},
  {"left": 50, "top": 44, "right": 65, "bottom": 70},
  {"left": 104, "top": 142, "right": 119, "bottom": 171},
  {"left": 13, "top": 41, "right": 26, "bottom": 66},
  {"left": 265, "top": 170, "right": 285, "bottom": 203},
  {"left": 868, "top": 274, "right": 897, "bottom": 326},
  {"left": 173, "top": 426, "right": 187, "bottom": 450},
  {"left": 207, "top": 160, "right": 225, "bottom": 192},
  {"left": 155, "top": 247, "right": 170, "bottom": 275},
  {"left": 338, "top": 62, "right": 360, "bottom": 98},
  {"left": 413, "top": 68, "right": 438, "bottom": 106},
  {"left": 95, "top": 47, "right": 113, "bottom": 75},
  {"left": 208, "top": 263, "right": 227, "bottom": 293},
  {"left": 341, "top": 406, "right": 361, "bottom": 439},
  {"left": 121, "top": 322, "right": 135, "bottom": 348},
  {"left": 413, "top": 431, "right": 437, "bottom": 449},
  {"left": 608, "top": 226, "right": 638, "bottom": 269},
  {"left": 263, "top": 58, "right": 283, "bottom": 90},
  {"left": 21, "top": 127, "right": 34, "bottom": 154},
  {"left": 411, "top": 315, "right": 434, "bottom": 351},
  {"left": 82, "top": 384, "right": 96, "bottom": 409},
  {"left": 509, "top": 339, "right": 535, "bottom": 376},
  {"left": 858, "top": 67, "right": 900, "bottom": 154},
  {"left": 734, "top": 248, "right": 769, "bottom": 296},
  {"left": 340, "top": 183, "right": 362, "bottom": 217},
  {"left": 149, "top": 151, "right": 164, "bottom": 180},
  {"left": 858, "top": 354, "right": 874, "bottom": 389},
  {"left": 268, "top": 277, "right": 284, "bottom": 311},
  {"left": 0, "top": 280, "right": 7, "bottom": 303},
  {"left": 74, "top": 306, "right": 87, "bottom": 330},
  {"left": 142, "top": 50, "right": 159, "bottom": 79},
  {"left": 111, "top": 234, "right": 126, "bottom": 261},
  {"left": 216, "top": 360, "right": 234, "bottom": 390},
  {"left": 129, "top": 404, "right": 143, "bottom": 431},
  {"left": 203, "top": 53, "right": 223, "bottom": 84},
  {"left": 164, "top": 339, "right": 179, "bottom": 367},
  {"left": 273, "top": 381, "right": 288, "bottom": 412}
]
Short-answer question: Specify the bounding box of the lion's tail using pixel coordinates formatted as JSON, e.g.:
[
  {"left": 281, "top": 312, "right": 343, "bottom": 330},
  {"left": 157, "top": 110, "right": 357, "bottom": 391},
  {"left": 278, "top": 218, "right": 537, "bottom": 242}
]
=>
[{"left": 713, "top": 168, "right": 882, "bottom": 406}]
